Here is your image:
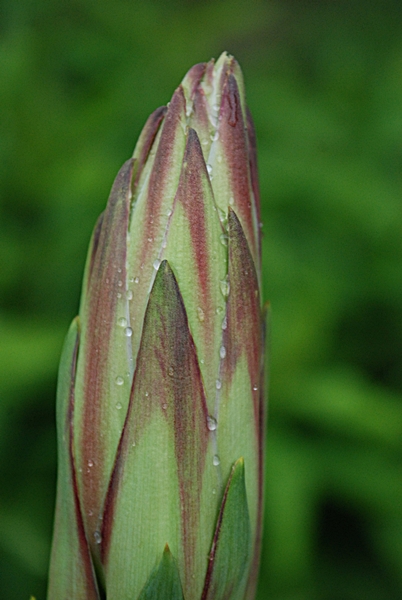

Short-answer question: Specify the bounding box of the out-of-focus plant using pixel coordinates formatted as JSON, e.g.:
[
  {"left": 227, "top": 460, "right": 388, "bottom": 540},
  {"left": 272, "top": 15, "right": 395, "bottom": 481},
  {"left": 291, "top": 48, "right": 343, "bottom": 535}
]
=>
[{"left": 47, "top": 53, "right": 266, "bottom": 600}]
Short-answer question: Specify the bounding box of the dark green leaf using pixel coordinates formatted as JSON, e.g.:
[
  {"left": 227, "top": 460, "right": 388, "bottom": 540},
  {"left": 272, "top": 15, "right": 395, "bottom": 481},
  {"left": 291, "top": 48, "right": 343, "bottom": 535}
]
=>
[{"left": 137, "top": 545, "right": 184, "bottom": 600}]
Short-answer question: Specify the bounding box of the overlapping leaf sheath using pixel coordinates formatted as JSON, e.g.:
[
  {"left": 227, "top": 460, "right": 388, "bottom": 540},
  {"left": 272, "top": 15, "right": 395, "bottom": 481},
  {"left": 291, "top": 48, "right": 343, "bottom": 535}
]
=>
[{"left": 48, "top": 52, "right": 266, "bottom": 600}]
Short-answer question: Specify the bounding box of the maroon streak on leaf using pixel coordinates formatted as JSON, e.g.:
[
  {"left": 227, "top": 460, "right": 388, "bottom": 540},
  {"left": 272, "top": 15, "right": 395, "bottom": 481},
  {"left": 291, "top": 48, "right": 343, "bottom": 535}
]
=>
[
  {"left": 69, "top": 325, "right": 101, "bottom": 599},
  {"left": 219, "top": 74, "right": 258, "bottom": 265},
  {"left": 246, "top": 107, "right": 261, "bottom": 260},
  {"left": 49, "top": 319, "right": 100, "bottom": 599},
  {"left": 191, "top": 85, "right": 212, "bottom": 160},
  {"left": 201, "top": 458, "right": 251, "bottom": 600},
  {"left": 101, "top": 261, "right": 209, "bottom": 588},
  {"left": 76, "top": 158, "right": 134, "bottom": 548},
  {"left": 138, "top": 86, "right": 187, "bottom": 270},
  {"left": 246, "top": 302, "right": 269, "bottom": 600},
  {"left": 83, "top": 213, "right": 104, "bottom": 296},
  {"left": 224, "top": 209, "right": 262, "bottom": 431},
  {"left": 133, "top": 106, "right": 167, "bottom": 186},
  {"left": 183, "top": 62, "right": 207, "bottom": 100},
  {"left": 175, "top": 128, "right": 214, "bottom": 348}
]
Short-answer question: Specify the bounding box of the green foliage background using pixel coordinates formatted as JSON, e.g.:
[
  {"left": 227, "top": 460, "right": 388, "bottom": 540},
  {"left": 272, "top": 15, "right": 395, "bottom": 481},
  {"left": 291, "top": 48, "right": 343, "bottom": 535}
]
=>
[{"left": 1, "top": 0, "right": 402, "bottom": 598}]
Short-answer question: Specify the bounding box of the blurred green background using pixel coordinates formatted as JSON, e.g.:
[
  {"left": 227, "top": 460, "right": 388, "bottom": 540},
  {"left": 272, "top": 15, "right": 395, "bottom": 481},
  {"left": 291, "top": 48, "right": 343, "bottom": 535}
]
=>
[{"left": 1, "top": 0, "right": 402, "bottom": 598}]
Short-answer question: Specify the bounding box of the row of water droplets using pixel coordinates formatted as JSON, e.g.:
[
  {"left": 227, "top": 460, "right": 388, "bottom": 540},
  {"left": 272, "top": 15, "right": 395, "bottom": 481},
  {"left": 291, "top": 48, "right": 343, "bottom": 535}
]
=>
[
  {"left": 114, "top": 113, "right": 178, "bottom": 395},
  {"left": 114, "top": 259, "right": 134, "bottom": 402},
  {"left": 208, "top": 60, "right": 229, "bottom": 474},
  {"left": 202, "top": 62, "right": 229, "bottom": 474}
]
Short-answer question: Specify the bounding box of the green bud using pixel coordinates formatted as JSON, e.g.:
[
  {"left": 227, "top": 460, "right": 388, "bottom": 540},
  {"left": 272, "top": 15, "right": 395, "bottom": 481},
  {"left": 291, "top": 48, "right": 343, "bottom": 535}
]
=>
[{"left": 48, "top": 52, "right": 266, "bottom": 600}]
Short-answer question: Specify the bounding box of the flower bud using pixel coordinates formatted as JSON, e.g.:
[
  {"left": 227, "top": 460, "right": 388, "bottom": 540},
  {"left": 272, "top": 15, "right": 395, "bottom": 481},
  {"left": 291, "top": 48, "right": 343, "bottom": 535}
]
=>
[{"left": 48, "top": 52, "right": 266, "bottom": 600}]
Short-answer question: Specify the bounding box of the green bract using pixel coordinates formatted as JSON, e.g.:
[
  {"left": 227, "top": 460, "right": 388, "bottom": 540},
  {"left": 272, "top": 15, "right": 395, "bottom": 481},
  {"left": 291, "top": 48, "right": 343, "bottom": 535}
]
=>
[{"left": 48, "top": 52, "right": 266, "bottom": 600}]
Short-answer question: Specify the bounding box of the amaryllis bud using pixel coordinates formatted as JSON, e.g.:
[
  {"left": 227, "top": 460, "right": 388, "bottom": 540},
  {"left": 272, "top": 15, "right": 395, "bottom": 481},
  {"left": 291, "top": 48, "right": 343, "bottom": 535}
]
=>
[{"left": 48, "top": 52, "right": 266, "bottom": 600}]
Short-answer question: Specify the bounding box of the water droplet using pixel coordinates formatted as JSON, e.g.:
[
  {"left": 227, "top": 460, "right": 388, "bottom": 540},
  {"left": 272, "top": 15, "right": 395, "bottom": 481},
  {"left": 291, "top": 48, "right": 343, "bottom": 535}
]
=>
[
  {"left": 129, "top": 276, "right": 134, "bottom": 283},
  {"left": 212, "top": 488, "right": 216, "bottom": 495},
  {"left": 218, "top": 208, "right": 227, "bottom": 224},
  {"left": 253, "top": 384, "right": 258, "bottom": 391},
  {"left": 197, "top": 306, "right": 205, "bottom": 322},
  {"left": 162, "top": 403, "right": 167, "bottom": 410},
  {"left": 202, "top": 139, "right": 209, "bottom": 146},
  {"left": 210, "top": 131, "right": 219, "bottom": 142},
  {"left": 229, "top": 196, "right": 234, "bottom": 206},
  {"left": 88, "top": 459, "right": 94, "bottom": 468},
  {"left": 215, "top": 379, "right": 222, "bottom": 390},
  {"left": 213, "top": 455, "right": 220, "bottom": 466},
  {"left": 220, "top": 346, "right": 226, "bottom": 359},
  {"left": 166, "top": 208, "right": 173, "bottom": 217},
  {"left": 207, "top": 416, "right": 217, "bottom": 431},
  {"left": 134, "top": 276, "right": 140, "bottom": 284},
  {"left": 117, "top": 292, "right": 122, "bottom": 298},
  {"left": 168, "top": 366, "right": 174, "bottom": 377},
  {"left": 220, "top": 233, "right": 228, "bottom": 247},
  {"left": 127, "top": 289, "right": 133, "bottom": 300},
  {"left": 153, "top": 259, "right": 161, "bottom": 270},
  {"left": 216, "top": 306, "right": 224, "bottom": 315},
  {"left": 220, "top": 279, "right": 230, "bottom": 298},
  {"left": 115, "top": 376, "right": 124, "bottom": 386},
  {"left": 200, "top": 358, "right": 205, "bottom": 364},
  {"left": 94, "top": 531, "right": 102, "bottom": 545},
  {"left": 118, "top": 280, "right": 123, "bottom": 287},
  {"left": 117, "top": 267, "right": 122, "bottom": 274},
  {"left": 145, "top": 391, "right": 149, "bottom": 397},
  {"left": 148, "top": 237, "right": 153, "bottom": 243},
  {"left": 212, "top": 103, "right": 220, "bottom": 113},
  {"left": 124, "top": 327, "right": 133, "bottom": 337},
  {"left": 88, "top": 509, "right": 93, "bottom": 516},
  {"left": 222, "top": 316, "right": 228, "bottom": 330},
  {"left": 116, "top": 402, "right": 122, "bottom": 410},
  {"left": 206, "top": 164, "right": 213, "bottom": 176},
  {"left": 118, "top": 317, "right": 127, "bottom": 327},
  {"left": 105, "top": 277, "right": 110, "bottom": 284}
]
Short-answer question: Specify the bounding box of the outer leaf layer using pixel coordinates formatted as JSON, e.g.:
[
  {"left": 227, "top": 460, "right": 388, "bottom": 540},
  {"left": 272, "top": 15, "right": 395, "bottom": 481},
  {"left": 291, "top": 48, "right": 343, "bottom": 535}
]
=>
[
  {"left": 74, "top": 159, "right": 134, "bottom": 552},
  {"left": 215, "top": 208, "right": 263, "bottom": 575},
  {"left": 102, "top": 261, "right": 214, "bottom": 600},
  {"left": 162, "top": 127, "right": 227, "bottom": 415},
  {"left": 47, "top": 318, "right": 100, "bottom": 600}
]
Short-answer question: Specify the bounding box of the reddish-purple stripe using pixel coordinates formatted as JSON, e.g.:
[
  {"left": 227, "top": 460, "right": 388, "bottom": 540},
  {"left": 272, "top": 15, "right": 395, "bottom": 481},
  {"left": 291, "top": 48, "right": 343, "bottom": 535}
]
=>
[
  {"left": 87, "top": 213, "right": 104, "bottom": 285},
  {"left": 185, "top": 62, "right": 207, "bottom": 99},
  {"left": 200, "top": 461, "right": 235, "bottom": 600},
  {"left": 224, "top": 209, "right": 262, "bottom": 431},
  {"left": 192, "top": 86, "right": 210, "bottom": 133},
  {"left": 246, "top": 107, "right": 261, "bottom": 258},
  {"left": 170, "top": 279, "right": 209, "bottom": 585},
  {"left": 219, "top": 74, "right": 257, "bottom": 260},
  {"left": 139, "top": 86, "right": 186, "bottom": 269},
  {"left": 68, "top": 324, "right": 100, "bottom": 598},
  {"left": 246, "top": 326, "right": 267, "bottom": 599},
  {"left": 134, "top": 106, "right": 167, "bottom": 185},
  {"left": 176, "top": 128, "right": 212, "bottom": 332},
  {"left": 81, "top": 159, "right": 133, "bottom": 543},
  {"left": 101, "top": 262, "right": 209, "bottom": 576},
  {"left": 204, "top": 59, "right": 215, "bottom": 91}
]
